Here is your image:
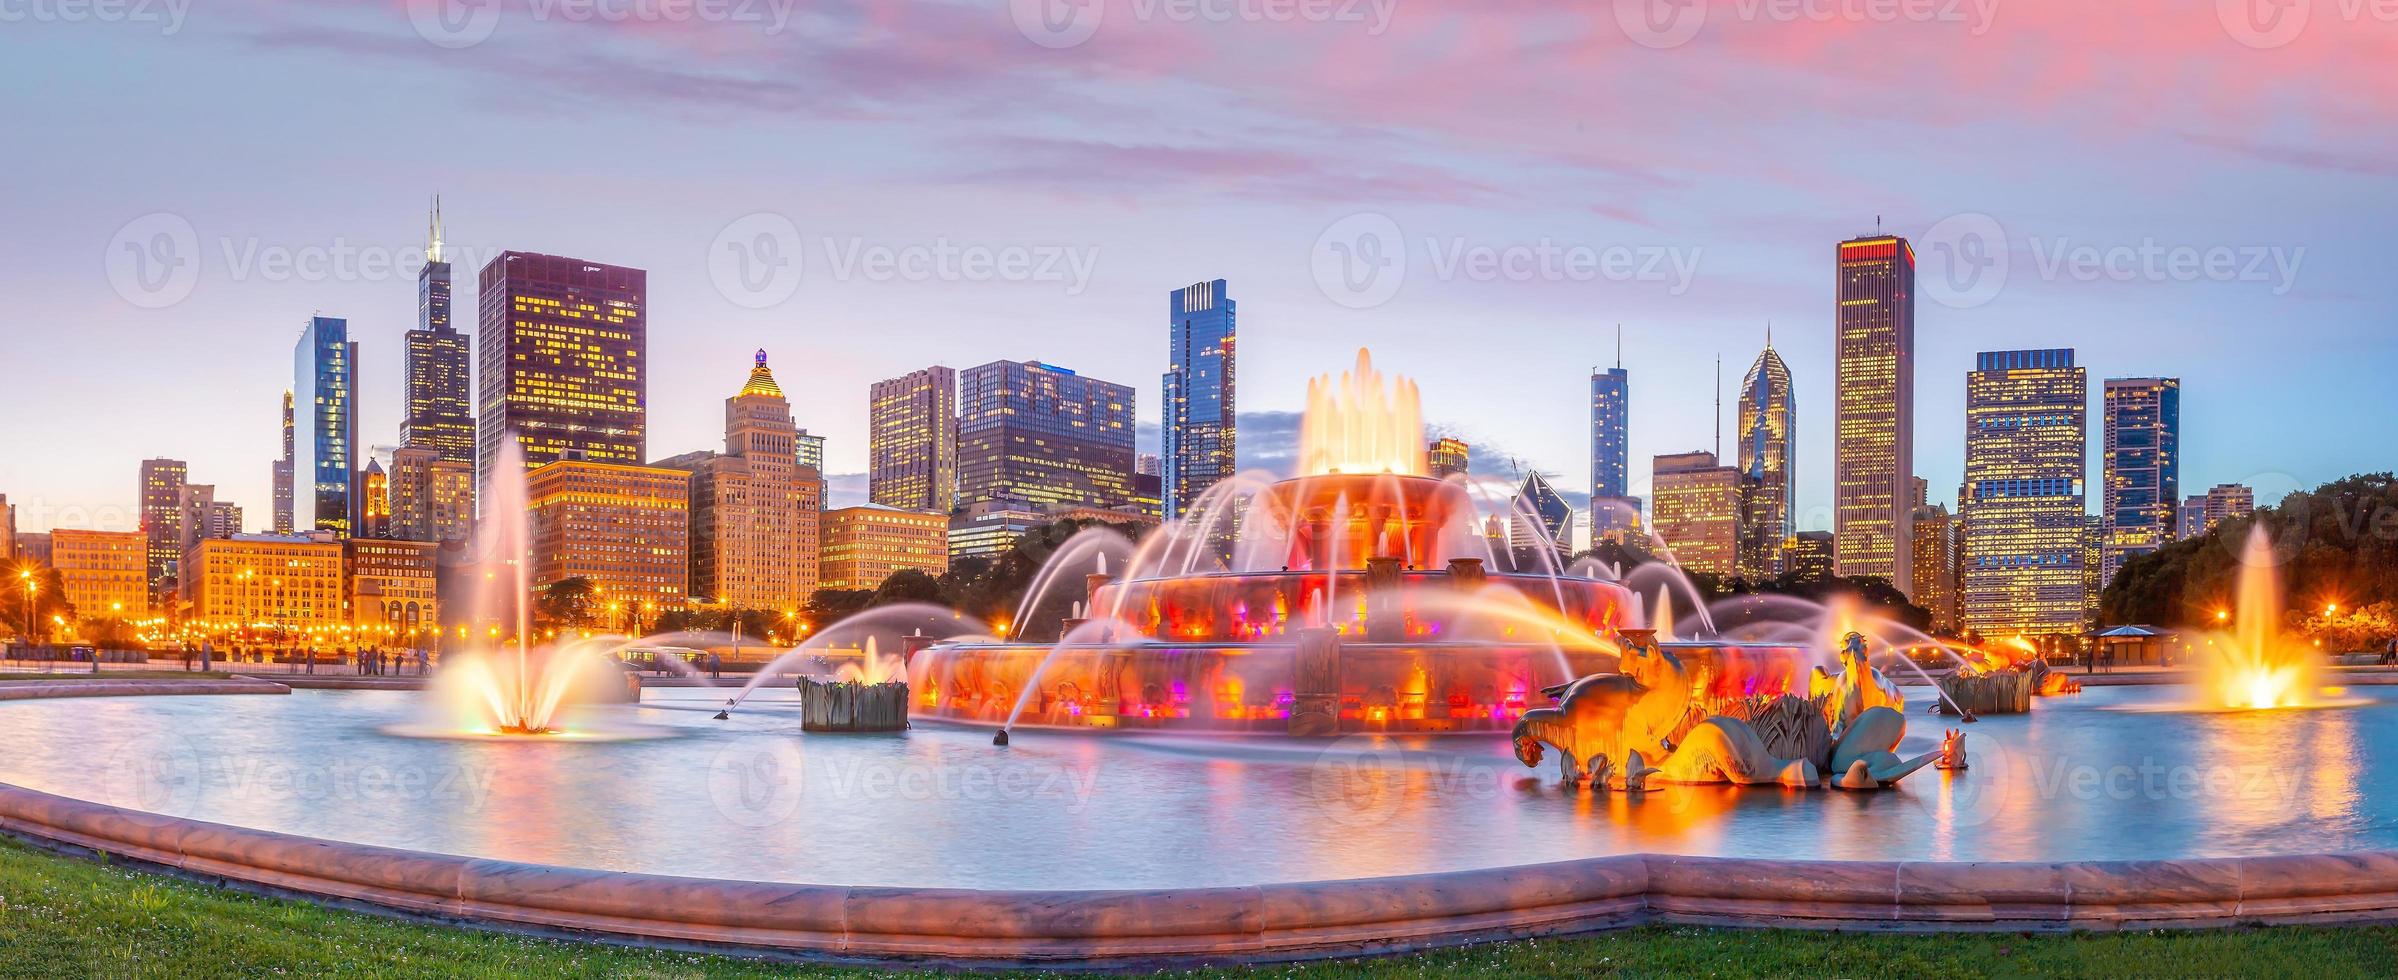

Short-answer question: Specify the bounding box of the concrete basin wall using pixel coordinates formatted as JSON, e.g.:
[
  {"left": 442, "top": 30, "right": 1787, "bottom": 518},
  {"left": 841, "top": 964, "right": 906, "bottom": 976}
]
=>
[
  {"left": 0, "top": 678, "right": 290, "bottom": 700},
  {"left": 6, "top": 778, "right": 2398, "bottom": 966}
]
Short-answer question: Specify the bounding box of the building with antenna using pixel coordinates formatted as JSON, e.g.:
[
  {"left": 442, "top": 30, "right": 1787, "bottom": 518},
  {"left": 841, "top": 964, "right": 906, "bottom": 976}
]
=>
[
  {"left": 1735, "top": 332, "right": 1796, "bottom": 580},
  {"left": 1589, "top": 325, "right": 1637, "bottom": 541},
  {"left": 403, "top": 196, "right": 475, "bottom": 464}
]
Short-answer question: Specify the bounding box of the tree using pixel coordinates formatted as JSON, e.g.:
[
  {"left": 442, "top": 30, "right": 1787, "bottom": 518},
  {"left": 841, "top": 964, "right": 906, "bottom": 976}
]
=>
[
  {"left": 871, "top": 568, "right": 944, "bottom": 606},
  {"left": 535, "top": 576, "right": 599, "bottom": 628},
  {"left": 1, "top": 564, "right": 74, "bottom": 644},
  {"left": 2104, "top": 473, "right": 2398, "bottom": 629}
]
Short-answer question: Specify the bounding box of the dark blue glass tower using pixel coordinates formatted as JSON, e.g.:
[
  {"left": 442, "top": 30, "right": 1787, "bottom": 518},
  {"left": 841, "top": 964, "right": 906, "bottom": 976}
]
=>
[
  {"left": 293, "top": 315, "right": 356, "bottom": 536},
  {"left": 1163, "top": 279, "right": 1235, "bottom": 519}
]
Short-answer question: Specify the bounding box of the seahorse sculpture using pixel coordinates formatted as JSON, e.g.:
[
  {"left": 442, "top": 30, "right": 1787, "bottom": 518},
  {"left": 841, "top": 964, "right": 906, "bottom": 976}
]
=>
[
  {"left": 1827, "top": 705, "right": 1939, "bottom": 789},
  {"left": 1513, "top": 631, "right": 1815, "bottom": 790},
  {"left": 1813, "top": 631, "right": 1907, "bottom": 733},
  {"left": 1510, "top": 673, "right": 1655, "bottom": 789}
]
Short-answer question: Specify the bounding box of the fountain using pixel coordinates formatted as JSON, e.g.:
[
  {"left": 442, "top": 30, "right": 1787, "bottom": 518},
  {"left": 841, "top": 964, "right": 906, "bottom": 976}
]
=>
[{"left": 2198, "top": 525, "right": 2320, "bottom": 710}]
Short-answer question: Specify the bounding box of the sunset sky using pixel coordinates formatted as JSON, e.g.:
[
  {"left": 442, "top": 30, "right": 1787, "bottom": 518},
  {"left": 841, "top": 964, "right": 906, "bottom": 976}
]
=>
[{"left": 3, "top": 0, "right": 2391, "bottom": 534}]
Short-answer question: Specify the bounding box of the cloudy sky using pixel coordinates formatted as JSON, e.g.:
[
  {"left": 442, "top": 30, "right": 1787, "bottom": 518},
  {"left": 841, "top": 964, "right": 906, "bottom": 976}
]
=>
[{"left": 3, "top": 0, "right": 2391, "bottom": 533}]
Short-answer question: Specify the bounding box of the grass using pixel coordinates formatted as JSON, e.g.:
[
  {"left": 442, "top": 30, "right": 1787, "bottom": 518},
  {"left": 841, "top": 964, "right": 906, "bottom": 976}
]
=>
[{"left": 0, "top": 837, "right": 2394, "bottom": 977}]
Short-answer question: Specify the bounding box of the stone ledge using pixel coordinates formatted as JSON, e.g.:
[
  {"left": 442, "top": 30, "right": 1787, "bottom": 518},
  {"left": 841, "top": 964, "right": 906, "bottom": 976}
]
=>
[
  {"left": 5, "top": 780, "right": 2398, "bottom": 966},
  {"left": 0, "top": 678, "right": 290, "bottom": 701}
]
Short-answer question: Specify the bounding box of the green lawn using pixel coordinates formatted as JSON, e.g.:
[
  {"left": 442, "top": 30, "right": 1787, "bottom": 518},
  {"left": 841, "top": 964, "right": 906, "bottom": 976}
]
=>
[{"left": 0, "top": 836, "right": 2392, "bottom": 978}]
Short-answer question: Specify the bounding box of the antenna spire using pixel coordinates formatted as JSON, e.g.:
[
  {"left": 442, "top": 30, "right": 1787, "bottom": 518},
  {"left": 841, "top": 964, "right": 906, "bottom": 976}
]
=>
[
  {"left": 1714, "top": 353, "right": 1722, "bottom": 459},
  {"left": 427, "top": 194, "right": 445, "bottom": 264},
  {"left": 1615, "top": 323, "right": 1623, "bottom": 369}
]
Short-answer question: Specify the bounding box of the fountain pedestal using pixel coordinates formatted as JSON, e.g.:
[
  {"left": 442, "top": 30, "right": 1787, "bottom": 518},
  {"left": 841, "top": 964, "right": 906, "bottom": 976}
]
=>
[
  {"left": 1289, "top": 628, "right": 1342, "bottom": 736},
  {"left": 1364, "top": 557, "right": 1405, "bottom": 643}
]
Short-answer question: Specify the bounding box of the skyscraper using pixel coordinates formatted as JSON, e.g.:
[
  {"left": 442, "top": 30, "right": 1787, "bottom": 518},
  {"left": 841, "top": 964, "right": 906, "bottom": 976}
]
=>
[
  {"left": 1834, "top": 235, "right": 1915, "bottom": 587},
  {"left": 1911, "top": 503, "right": 1958, "bottom": 633},
  {"left": 1651, "top": 451, "right": 1741, "bottom": 577},
  {"left": 1735, "top": 337, "right": 1795, "bottom": 580},
  {"left": 2176, "top": 493, "right": 2209, "bottom": 540},
  {"left": 2203, "top": 483, "right": 2256, "bottom": 528},
  {"left": 1961, "top": 349, "right": 2087, "bottom": 640},
  {"left": 272, "top": 390, "right": 295, "bottom": 534},
  {"left": 403, "top": 197, "right": 476, "bottom": 464},
  {"left": 1163, "top": 279, "right": 1236, "bottom": 518},
  {"left": 293, "top": 316, "right": 358, "bottom": 537},
  {"left": 868, "top": 366, "right": 958, "bottom": 514},
  {"left": 957, "top": 360, "right": 1137, "bottom": 512},
  {"left": 2101, "top": 377, "right": 2180, "bottom": 586},
  {"left": 525, "top": 459, "right": 689, "bottom": 625},
  {"left": 661, "top": 351, "right": 815, "bottom": 611},
  {"left": 138, "top": 457, "right": 187, "bottom": 598},
  {"left": 1589, "top": 336, "right": 1634, "bottom": 538},
  {"left": 387, "top": 445, "right": 474, "bottom": 546},
  {"left": 476, "top": 252, "right": 646, "bottom": 492},
  {"left": 1508, "top": 471, "right": 1575, "bottom": 557},
  {"left": 1426, "top": 437, "right": 1470, "bottom": 479}
]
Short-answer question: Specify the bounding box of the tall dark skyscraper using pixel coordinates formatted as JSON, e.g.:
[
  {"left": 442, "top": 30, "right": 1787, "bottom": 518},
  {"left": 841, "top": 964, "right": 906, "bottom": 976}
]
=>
[
  {"left": 1834, "top": 234, "right": 1915, "bottom": 588},
  {"left": 1736, "top": 335, "right": 1795, "bottom": 580},
  {"left": 1961, "top": 349, "right": 2087, "bottom": 640},
  {"left": 958, "top": 360, "right": 1136, "bottom": 512},
  {"left": 1588, "top": 328, "right": 1634, "bottom": 538},
  {"left": 2101, "top": 377, "right": 2180, "bottom": 586},
  {"left": 138, "top": 457, "right": 187, "bottom": 600},
  {"left": 475, "top": 251, "right": 647, "bottom": 491},
  {"left": 402, "top": 197, "right": 475, "bottom": 463},
  {"left": 1163, "top": 279, "right": 1235, "bottom": 518},
  {"left": 293, "top": 315, "right": 358, "bottom": 536}
]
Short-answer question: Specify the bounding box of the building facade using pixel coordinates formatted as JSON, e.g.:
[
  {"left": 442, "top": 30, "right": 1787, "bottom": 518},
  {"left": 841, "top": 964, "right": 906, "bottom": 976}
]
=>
[
  {"left": 348, "top": 537, "right": 438, "bottom": 650},
  {"left": 820, "top": 505, "right": 950, "bottom": 590},
  {"left": 957, "top": 360, "right": 1137, "bottom": 512},
  {"left": 2101, "top": 377, "right": 2180, "bottom": 587},
  {"left": 2202, "top": 484, "right": 2255, "bottom": 533},
  {"left": 1961, "top": 349, "right": 2088, "bottom": 640},
  {"left": 1911, "top": 504, "right": 1959, "bottom": 633},
  {"left": 1735, "top": 341, "right": 1795, "bottom": 580},
  {"left": 947, "top": 500, "right": 1050, "bottom": 564},
  {"left": 1786, "top": 530, "right": 1835, "bottom": 583},
  {"left": 524, "top": 460, "right": 689, "bottom": 621},
  {"left": 1651, "top": 451, "right": 1741, "bottom": 577},
  {"left": 1163, "top": 279, "right": 1236, "bottom": 518},
  {"left": 49, "top": 529, "right": 147, "bottom": 624},
  {"left": 387, "top": 445, "right": 475, "bottom": 545},
  {"left": 1426, "top": 437, "right": 1469, "bottom": 479},
  {"left": 476, "top": 252, "right": 647, "bottom": 492},
  {"left": 403, "top": 198, "right": 476, "bottom": 463},
  {"left": 1833, "top": 235, "right": 1915, "bottom": 587},
  {"left": 868, "top": 365, "right": 958, "bottom": 514},
  {"left": 184, "top": 533, "right": 348, "bottom": 642},
  {"left": 663, "top": 351, "right": 816, "bottom": 612},
  {"left": 273, "top": 390, "right": 295, "bottom": 534},
  {"left": 138, "top": 457, "right": 186, "bottom": 601},
  {"left": 1589, "top": 363, "right": 1635, "bottom": 538},
  {"left": 293, "top": 316, "right": 358, "bottom": 537}
]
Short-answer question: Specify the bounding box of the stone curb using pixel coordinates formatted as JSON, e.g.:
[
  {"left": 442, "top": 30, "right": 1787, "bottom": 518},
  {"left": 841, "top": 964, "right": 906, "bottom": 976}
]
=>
[
  {"left": 0, "top": 679, "right": 291, "bottom": 700},
  {"left": 4, "top": 778, "right": 2398, "bottom": 966}
]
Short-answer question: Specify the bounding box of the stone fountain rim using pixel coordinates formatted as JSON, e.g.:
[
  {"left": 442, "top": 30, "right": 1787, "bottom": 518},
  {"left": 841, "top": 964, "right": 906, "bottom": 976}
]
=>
[{"left": 7, "top": 683, "right": 2398, "bottom": 967}]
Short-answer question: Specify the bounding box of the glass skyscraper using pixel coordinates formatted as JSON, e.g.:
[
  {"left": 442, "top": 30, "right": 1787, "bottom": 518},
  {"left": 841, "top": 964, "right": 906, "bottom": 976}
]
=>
[
  {"left": 293, "top": 315, "right": 357, "bottom": 537},
  {"left": 958, "top": 360, "right": 1136, "bottom": 512},
  {"left": 1589, "top": 362, "right": 1633, "bottom": 537},
  {"left": 1735, "top": 340, "right": 1795, "bottom": 580},
  {"left": 1961, "top": 349, "right": 2087, "bottom": 640},
  {"left": 2101, "top": 377, "right": 2180, "bottom": 587},
  {"left": 1834, "top": 235, "right": 1915, "bottom": 588},
  {"left": 869, "top": 366, "right": 958, "bottom": 514},
  {"left": 475, "top": 251, "right": 646, "bottom": 492},
  {"left": 403, "top": 197, "right": 475, "bottom": 463},
  {"left": 1163, "top": 279, "right": 1236, "bottom": 519}
]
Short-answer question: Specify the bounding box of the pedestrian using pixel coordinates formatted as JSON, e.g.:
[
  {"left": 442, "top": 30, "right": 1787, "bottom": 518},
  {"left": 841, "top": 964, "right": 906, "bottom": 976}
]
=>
[
  {"left": 709, "top": 651, "right": 722, "bottom": 679},
  {"left": 183, "top": 644, "right": 195, "bottom": 672}
]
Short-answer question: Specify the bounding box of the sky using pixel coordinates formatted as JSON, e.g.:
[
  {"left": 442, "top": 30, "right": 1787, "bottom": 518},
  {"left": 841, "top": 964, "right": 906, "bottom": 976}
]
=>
[{"left": 3, "top": 0, "right": 2393, "bottom": 537}]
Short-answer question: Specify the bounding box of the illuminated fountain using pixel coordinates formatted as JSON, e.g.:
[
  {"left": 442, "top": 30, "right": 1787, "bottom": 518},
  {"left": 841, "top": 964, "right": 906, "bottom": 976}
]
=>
[
  {"left": 910, "top": 350, "right": 1886, "bottom": 736},
  {"left": 2198, "top": 525, "right": 2319, "bottom": 711}
]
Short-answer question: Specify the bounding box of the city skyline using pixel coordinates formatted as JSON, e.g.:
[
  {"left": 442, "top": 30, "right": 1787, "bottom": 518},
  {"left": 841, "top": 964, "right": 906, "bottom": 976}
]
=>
[{"left": 5, "top": 6, "right": 2392, "bottom": 536}]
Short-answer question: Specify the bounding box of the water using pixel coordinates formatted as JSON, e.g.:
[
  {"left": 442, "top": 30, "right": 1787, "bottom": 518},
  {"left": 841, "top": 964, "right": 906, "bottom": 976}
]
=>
[{"left": 4, "top": 684, "right": 2390, "bottom": 889}]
